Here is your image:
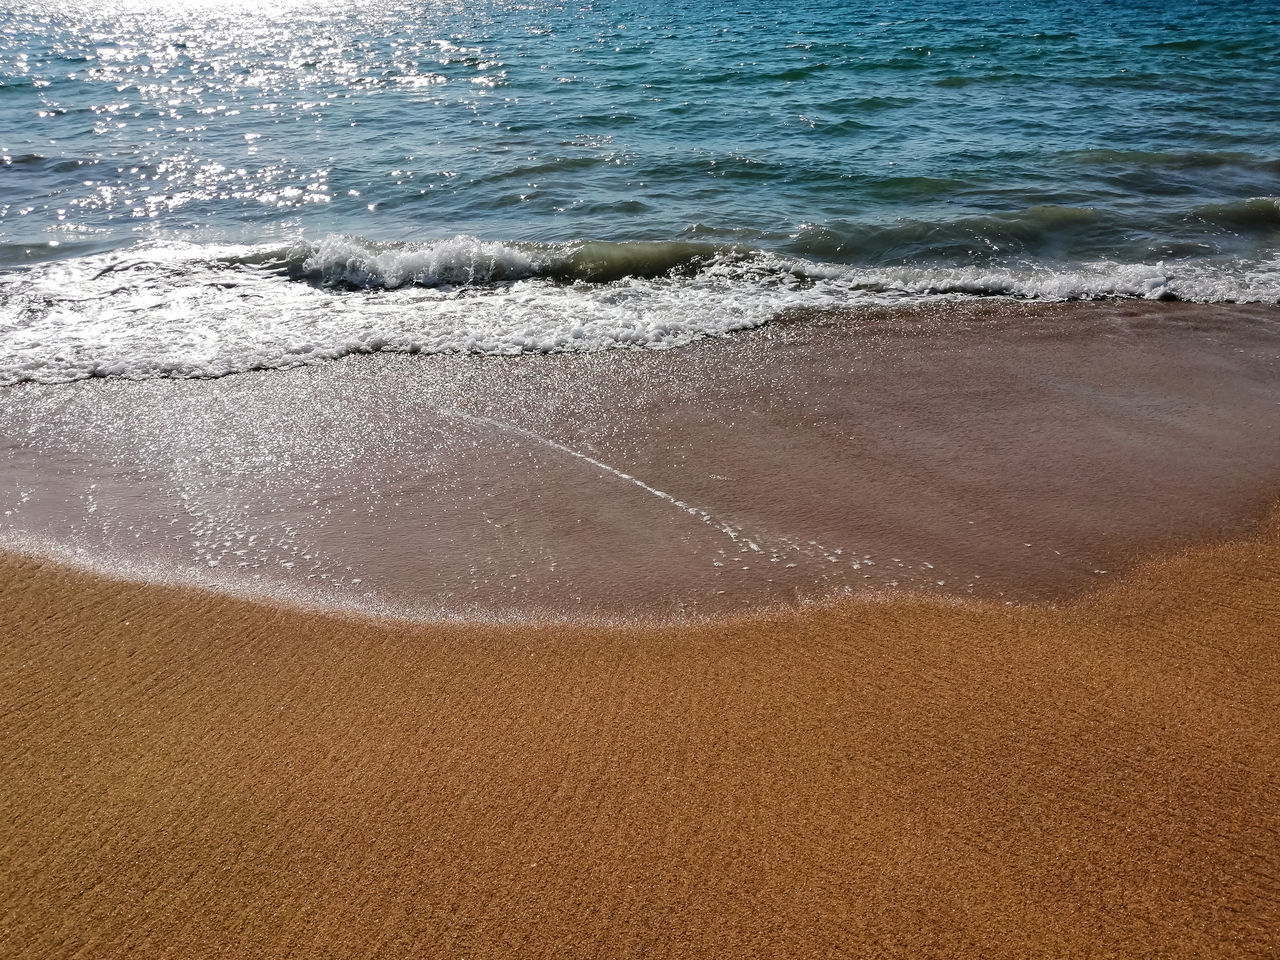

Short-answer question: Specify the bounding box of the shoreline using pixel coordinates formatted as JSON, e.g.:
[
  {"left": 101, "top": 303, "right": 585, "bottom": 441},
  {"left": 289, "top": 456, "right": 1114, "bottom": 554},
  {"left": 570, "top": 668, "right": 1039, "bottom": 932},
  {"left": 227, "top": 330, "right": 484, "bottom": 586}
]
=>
[
  {"left": 3, "top": 503, "right": 1279, "bottom": 958},
  {"left": 3, "top": 299, "right": 1279, "bottom": 620},
  {"left": 2, "top": 482, "right": 1279, "bottom": 630}
]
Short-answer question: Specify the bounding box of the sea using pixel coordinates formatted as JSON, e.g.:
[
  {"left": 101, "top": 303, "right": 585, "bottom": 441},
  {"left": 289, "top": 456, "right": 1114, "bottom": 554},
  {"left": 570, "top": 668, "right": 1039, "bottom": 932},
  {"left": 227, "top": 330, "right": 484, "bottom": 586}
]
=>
[{"left": 2, "top": 0, "right": 1280, "bottom": 385}]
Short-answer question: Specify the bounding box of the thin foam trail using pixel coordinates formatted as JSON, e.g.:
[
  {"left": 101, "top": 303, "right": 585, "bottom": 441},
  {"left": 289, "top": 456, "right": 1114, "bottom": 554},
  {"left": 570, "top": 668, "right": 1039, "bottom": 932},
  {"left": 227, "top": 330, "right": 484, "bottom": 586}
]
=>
[
  {"left": 445, "top": 410, "right": 859, "bottom": 569},
  {"left": 445, "top": 410, "right": 750, "bottom": 543}
]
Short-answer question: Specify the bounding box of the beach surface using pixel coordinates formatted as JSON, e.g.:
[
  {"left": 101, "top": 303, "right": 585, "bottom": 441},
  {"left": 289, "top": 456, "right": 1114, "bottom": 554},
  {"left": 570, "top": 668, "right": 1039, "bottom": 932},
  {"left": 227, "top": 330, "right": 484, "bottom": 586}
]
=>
[
  {"left": 3, "top": 300, "right": 1279, "bottom": 619},
  {"left": 2, "top": 508, "right": 1278, "bottom": 958},
  {"left": 2, "top": 301, "right": 1279, "bottom": 958}
]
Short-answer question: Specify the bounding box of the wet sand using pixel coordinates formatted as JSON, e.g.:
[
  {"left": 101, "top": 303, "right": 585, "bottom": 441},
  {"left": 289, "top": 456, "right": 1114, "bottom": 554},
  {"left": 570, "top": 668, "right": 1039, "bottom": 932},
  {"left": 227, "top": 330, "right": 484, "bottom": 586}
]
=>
[
  {"left": 2, "top": 300, "right": 1279, "bottom": 957},
  {"left": 2, "top": 300, "right": 1279, "bottom": 618}
]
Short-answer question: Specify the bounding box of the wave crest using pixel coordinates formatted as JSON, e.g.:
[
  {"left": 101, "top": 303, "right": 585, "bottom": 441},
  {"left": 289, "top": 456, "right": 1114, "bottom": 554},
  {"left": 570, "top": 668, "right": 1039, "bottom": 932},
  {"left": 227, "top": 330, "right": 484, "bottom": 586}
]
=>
[
  {"left": 287, "top": 235, "right": 541, "bottom": 288},
  {"left": 270, "top": 235, "right": 735, "bottom": 289}
]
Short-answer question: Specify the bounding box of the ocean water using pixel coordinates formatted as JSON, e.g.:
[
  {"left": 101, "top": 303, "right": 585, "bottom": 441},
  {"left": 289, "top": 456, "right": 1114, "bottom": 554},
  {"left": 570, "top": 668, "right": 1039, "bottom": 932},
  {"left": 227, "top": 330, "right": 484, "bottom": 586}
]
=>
[{"left": 2, "top": 0, "right": 1280, "bottom": 383}]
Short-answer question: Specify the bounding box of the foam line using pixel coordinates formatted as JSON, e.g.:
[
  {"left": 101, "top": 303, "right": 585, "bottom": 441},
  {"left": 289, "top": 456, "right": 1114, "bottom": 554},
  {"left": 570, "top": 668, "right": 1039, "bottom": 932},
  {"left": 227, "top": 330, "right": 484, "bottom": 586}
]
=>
[
  {"left": 2, "top": 237, "right": 1278, "bottom": 384},
  {"left": 443, "top": 410, "right": 752, "bottom": 547}
]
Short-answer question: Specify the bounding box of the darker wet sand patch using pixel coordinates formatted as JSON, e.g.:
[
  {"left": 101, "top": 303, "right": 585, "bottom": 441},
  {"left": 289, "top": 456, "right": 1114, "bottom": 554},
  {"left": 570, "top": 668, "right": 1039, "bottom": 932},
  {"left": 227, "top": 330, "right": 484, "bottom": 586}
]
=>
[{"left": 1, "top": 299, "right": 1278, "bottom": 620}]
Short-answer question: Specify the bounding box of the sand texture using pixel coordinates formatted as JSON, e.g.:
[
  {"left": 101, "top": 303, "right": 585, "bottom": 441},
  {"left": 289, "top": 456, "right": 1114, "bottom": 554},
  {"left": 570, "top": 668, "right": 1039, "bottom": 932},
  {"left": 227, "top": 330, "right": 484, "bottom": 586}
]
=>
[{"left": 3, "top": 508, "right": 1279, "bottom": 959}]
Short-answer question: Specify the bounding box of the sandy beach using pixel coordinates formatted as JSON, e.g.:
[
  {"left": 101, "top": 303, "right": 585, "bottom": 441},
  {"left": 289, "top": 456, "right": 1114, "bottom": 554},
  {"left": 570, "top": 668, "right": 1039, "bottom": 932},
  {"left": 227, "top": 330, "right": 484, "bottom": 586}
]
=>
[
  {"left": 2, "top": 302, "right": 1279, "bottom": 958},
  {"left": 6, "top": 0, "right": 1280, "bottom": 953},
  {"left": 2, "top": 509, "right": 1278, "bottom": 958}
]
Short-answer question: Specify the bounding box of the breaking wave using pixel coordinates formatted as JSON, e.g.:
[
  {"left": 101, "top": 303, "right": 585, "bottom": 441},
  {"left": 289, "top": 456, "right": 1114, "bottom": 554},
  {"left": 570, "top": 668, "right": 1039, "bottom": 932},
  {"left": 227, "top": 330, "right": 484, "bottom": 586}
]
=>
[{"left": 1, "top": 234, "right": 1278, "bottom": 385}]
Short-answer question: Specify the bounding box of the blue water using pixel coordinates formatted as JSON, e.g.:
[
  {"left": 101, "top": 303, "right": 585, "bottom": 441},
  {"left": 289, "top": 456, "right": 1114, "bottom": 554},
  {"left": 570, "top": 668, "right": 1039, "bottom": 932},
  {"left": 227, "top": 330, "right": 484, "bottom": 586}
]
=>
[{"left": 2, "top": 0, "right": 1279, "bottom": 382}]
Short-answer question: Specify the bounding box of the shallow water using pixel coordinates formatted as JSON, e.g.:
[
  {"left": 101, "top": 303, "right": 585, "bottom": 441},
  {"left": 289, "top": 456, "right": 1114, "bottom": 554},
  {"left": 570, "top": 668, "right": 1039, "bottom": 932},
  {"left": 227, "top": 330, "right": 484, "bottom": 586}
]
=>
[
  {"left": 3, "top": 302, "right": 1278, "bottom": 620},
  {"left": 2, "top": 0, "right": 1280, "bottom": 382}
]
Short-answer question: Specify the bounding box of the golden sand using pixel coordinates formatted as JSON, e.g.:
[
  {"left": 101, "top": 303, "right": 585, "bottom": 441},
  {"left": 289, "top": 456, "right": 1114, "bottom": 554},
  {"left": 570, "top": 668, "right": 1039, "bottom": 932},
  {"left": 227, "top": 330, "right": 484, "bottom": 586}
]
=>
[{"left": 3, "top": 506, "right": 1278, "bottom": 958}]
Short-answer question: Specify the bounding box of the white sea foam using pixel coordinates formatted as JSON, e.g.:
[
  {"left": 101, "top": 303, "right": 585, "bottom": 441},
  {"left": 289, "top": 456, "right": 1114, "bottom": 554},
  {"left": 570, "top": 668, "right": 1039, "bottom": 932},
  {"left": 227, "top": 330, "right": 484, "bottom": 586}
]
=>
[
  {"left": 0, "top": 236, "right": 1277, "bottom": 385},
  {"left": 294, "top": 234, "right": 543, "bottom": 287}
]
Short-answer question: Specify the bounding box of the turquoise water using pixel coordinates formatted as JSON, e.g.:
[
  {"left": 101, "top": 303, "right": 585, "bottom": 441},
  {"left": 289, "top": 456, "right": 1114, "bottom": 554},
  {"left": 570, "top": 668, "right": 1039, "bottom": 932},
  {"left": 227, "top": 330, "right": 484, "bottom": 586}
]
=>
[{"left": 2, "top": 0, "right": 1279, "bottom": 382}]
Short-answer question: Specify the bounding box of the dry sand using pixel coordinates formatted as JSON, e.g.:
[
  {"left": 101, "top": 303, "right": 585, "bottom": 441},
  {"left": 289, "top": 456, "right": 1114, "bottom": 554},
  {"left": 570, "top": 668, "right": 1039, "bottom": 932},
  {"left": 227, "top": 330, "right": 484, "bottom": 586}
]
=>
[{"left": 3, "top": 510, "right": 1278, "bottom": 958}]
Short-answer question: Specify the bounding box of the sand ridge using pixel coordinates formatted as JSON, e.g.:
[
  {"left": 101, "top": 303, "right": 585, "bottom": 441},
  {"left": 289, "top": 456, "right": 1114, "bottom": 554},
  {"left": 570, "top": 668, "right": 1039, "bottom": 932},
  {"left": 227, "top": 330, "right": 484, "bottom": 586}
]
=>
[{"left": 2, "top": 505, "right": 1278, "bottom": 958}]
